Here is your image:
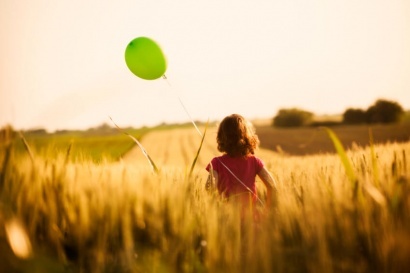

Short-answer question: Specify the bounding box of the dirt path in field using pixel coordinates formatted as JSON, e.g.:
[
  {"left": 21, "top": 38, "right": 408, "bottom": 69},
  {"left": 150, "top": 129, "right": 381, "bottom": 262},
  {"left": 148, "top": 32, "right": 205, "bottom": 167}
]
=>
[{"left": 121, "top": 127, "right": 278, "bottom": 171}]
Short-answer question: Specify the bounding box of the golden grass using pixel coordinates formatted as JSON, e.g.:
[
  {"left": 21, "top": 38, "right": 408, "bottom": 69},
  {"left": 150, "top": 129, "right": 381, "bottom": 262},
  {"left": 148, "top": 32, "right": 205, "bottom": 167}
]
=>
[{"left": 1, "top": 127, "right": 409, "bottom": 273}]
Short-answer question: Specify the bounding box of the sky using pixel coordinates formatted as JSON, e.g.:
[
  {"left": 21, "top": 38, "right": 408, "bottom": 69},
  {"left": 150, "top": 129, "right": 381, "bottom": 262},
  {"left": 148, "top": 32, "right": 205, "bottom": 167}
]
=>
[{"left": 1, "top": 0, "right": 409, "bottom": 132}]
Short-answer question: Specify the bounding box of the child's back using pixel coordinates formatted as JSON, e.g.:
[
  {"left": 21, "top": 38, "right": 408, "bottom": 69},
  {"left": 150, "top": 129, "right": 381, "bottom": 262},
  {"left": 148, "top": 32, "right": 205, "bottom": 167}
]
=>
[{"left": 206, "top": 154, "right": 263, "bottom": 201}]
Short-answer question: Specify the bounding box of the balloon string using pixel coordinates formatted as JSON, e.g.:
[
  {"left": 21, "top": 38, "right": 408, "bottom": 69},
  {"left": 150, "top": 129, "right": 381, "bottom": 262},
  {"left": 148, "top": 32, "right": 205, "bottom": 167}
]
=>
[
  {"left": 216, "top": 159, "right": 264, "bottom": 205},
  {"left": 162, "top": 75, "right": 203, "bottom": 137}
]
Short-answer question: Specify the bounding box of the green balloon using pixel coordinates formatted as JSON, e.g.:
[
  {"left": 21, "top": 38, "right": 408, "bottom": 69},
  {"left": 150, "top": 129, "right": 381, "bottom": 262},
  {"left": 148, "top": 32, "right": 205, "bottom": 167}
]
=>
[{"left": 124, "top": 37, "right": 167, "bottom": 80}]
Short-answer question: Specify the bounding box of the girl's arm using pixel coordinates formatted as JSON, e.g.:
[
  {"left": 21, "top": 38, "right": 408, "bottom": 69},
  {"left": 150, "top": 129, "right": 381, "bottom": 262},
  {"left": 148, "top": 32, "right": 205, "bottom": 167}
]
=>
[
  {"left": 257, "top": 167, "right": 278, "bottom": 208},
  {"left": 206, "top": 170, "right": 219, "bottom": 191}
]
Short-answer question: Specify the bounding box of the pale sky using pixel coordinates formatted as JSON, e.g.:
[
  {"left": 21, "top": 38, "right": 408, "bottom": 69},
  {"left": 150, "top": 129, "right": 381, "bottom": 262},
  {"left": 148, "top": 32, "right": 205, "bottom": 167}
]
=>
[{"left": 1, "top": 0, "right": 409, "bottom": 131}]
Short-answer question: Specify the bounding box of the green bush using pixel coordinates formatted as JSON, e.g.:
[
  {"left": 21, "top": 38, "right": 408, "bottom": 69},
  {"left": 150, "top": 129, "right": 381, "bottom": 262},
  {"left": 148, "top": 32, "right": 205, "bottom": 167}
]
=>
[
  {"left": 272, "top": 108, "right": 313, "bottom": 127},
  {"left": 365, "top": 99, "right": 404, "bottom": 124},
  {"left": 342, "top": 99, "right": 405, "bottom": 125},
  {"left": 342, "top": 108, "right": 367, "bottom": 124}
]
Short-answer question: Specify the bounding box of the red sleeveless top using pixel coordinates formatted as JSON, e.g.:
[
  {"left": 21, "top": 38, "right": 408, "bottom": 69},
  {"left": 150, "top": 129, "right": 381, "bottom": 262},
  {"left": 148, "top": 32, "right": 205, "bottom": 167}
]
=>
[{"left": 206, "top": 154, "right": 264, "bottom": 199}]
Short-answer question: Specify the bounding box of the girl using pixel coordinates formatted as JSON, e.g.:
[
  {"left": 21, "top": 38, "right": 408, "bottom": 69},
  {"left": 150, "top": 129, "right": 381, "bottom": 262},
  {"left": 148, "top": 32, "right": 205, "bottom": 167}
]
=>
[{"left": 206, "top": 114, "right": 277, "bottom": 210}]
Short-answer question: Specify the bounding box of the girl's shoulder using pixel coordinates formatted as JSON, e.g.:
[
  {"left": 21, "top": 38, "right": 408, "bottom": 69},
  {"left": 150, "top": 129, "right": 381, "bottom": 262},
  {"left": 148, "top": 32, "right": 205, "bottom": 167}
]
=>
[
  {"left": 247, "top": 154, "right": 264, "bottom": 168},
  {"left": 211, "top": 154, "right": 229, "bottom": 165}
]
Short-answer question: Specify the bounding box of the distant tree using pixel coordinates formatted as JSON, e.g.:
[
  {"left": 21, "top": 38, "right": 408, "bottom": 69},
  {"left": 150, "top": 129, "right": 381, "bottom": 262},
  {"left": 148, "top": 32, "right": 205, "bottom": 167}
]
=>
[
  {"left": 273, "top": 108, "right": 313, "bottom": 127},
  {"left": 87, "top": 123, "right": 113, "bottom": 132},
  {"left": 96, "top": 123, "right": 112, "bottom": 131},
  {"left": 365, "top": 99, "right": 404, "bottom": 124},
  {"left": 25, "top": 128, "right": 47, "bottom": 135},
  {"left": 343, "top": 108, "right": 367, "bottom": 124}
]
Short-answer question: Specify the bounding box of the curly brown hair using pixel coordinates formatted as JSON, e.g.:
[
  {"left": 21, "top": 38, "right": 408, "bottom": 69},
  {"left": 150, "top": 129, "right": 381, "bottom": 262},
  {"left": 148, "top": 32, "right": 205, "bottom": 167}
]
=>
[{"left": 216, "top": 114, "right": 260, "bottom": 157}]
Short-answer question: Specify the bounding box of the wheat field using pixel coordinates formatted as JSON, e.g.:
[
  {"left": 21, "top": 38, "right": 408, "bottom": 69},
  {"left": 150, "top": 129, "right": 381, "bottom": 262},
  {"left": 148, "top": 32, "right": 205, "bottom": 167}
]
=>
[
  {"left": 1, "top": 126, "right": 409, "bottom": 273},
  {"left": 122, "top": 126, "right": 279, "bottom": 172}
]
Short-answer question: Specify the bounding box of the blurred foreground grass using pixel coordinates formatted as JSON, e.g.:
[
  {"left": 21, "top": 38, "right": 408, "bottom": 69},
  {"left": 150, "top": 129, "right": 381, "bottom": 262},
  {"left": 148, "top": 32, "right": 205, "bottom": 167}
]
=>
[{"left": 1, "top": 127, "right": 410, "bottom": 272}]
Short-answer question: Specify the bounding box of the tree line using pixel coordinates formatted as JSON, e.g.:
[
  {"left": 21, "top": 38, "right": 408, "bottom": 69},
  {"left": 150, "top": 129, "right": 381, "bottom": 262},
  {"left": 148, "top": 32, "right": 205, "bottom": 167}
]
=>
[{"left": 272, "top": 99, "right": 405, "bottom": 128}]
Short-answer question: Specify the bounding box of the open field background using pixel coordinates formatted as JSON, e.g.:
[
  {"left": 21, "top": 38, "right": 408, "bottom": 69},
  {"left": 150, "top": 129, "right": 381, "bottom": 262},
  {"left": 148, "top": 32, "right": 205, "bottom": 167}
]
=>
[
  {"left": 255, "top": 123, "right": 410, "bottom": 156},
  {"left": 121, "top": 123, "right": 410, "bottom": 168},
  {"left": 10, "top": 127, "right": 149, "bottom": 163},
  {"left": 1, "top": 124, "right": 410, "bottom": 272},
  {"left": 121, "top": 126, "right": 277, "bottom": 173},
  {"left": 8, "top": 123, "right": 410, "bottom": 164}
]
